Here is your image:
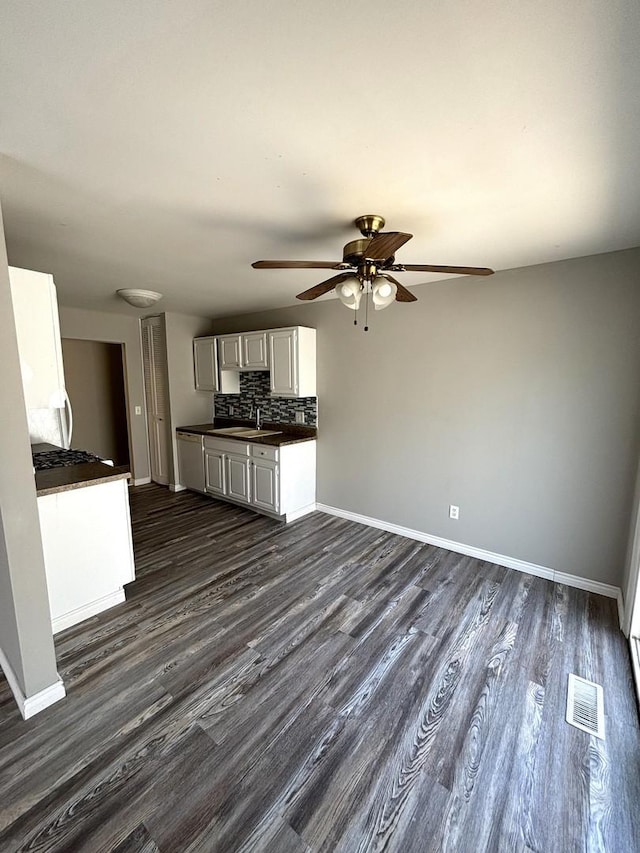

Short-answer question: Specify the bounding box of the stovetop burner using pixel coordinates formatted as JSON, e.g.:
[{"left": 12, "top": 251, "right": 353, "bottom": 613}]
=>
[{"left": 32, "top": 449, "right": 103, "bottom": 471}]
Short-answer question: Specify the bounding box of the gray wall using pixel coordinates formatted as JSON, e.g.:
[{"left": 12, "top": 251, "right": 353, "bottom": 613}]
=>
[
  {"left": 0, "top": 201, "right": 59, "bottom": 698},
  {"left": 213, "top": 248, "right": 640, "bottom": 586},
  {"left": 59, "top": 307, "right": 151, "bottom": 482},
  {"left": 164, "top": 311, "right": 216, "bottom": 486},
  {"left": 61, "top": 339, "right": 130, "bottom": 465}
]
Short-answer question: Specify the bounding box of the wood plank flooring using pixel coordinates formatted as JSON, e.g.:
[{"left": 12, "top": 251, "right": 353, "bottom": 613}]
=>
[{"left": 0, "top": 484, "right": 639, "bottom": 852}]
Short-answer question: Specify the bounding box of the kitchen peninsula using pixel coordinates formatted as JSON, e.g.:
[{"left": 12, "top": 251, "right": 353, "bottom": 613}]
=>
[{"left": 33, "top": 444, "right": 136, "bottom": 633}]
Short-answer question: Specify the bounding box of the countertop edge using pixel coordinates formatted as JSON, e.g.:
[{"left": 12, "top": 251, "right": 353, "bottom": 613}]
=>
[
  {"left": 176, "top": 423, "right": 317, "bottom": 447},
  {"left": 36, "top": 466, "right": 131, "bottom": 497}
]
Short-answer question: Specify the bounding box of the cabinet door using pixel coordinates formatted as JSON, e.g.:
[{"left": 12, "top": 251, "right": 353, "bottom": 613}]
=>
[
  {"left": 269, "top": 329, "right": 298, "bottom": 396},
  {"left": 251, "top": 459, "right": 279, "bottom": 513},
  {"left": 226, "top": 454, "right": 251, "bottom": 503},
  {"left": 242, "top": 332, "right": 268, "bottom": 370},
  {"left": 205, "top": 449, "right": 226, "bottom": 495},
  {"left": 218, "top": 335, "right": 242, "bottom": 369},
  {"left": 193, "top": 337, "right": 218, "bottom": 391}
]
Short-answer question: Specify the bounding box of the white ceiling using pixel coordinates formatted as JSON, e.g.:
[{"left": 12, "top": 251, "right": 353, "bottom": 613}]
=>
[{"left": 1, "top": 1, "right": 639, "bottom": 318}]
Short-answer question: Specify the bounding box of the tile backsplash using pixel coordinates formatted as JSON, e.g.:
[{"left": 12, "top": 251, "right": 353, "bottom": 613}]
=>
[{"left": 214, "top": 371, "right": 317, "bottom": 426}]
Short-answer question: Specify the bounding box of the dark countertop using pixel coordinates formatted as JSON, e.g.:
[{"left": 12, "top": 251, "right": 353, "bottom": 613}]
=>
[
  {"left": 32, "top": 443, "right": 131, "bottom": 497},
  {"left": 176, "top": 419, "right": 317, "bottom": 447},
  {"left": 36, "top": 463, "right": 131, "bottom": 497}
]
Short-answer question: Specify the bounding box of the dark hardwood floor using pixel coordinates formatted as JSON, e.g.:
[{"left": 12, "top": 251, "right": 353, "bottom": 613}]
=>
[{"left": 1, "top": 484, "right": 639, "bottom": 852}]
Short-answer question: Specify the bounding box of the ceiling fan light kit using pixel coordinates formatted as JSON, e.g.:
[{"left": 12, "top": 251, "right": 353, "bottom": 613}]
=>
[
  {"left": 336, "top": 278, "right": 362, "bottom": 310},
  {"left": 252, "top": 215, "right": 494, "bottom": 331}
]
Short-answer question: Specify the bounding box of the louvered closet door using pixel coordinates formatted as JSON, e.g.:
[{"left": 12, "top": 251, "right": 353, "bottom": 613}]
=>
[{"left": 142, "top": 317, "right": 170, "bottom": 485}]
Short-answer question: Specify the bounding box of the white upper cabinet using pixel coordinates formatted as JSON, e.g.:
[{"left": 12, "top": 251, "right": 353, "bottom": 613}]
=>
[
  {"left": 193, "top": 336, "right": 239, "bottom": 394},
  {"left": 197, "top": 326, "right": 316, "bottom": 398},
  {"left": 193, "top": 336, "right": 218, "bottom": 392},
  {"left": 269, "top": 327, "right": 316, "bottom": 397},
  {"left": 242, "top": 331, "right": 269, "bottom": 370},
  {"left": 218, "top": 334, "right": 242, "bottom": 369}
]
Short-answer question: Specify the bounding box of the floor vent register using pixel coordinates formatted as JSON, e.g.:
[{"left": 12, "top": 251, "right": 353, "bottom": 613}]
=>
[{"left": 566, "top": 673, "right": 605, "bottom": 739}]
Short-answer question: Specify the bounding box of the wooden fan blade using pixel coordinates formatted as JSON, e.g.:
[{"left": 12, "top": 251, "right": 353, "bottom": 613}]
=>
[
  {"left": 364, "top": 231, "right": 413, "bottom": 261},
  {"left": 380, "top": 273, "right": 417, "bottom": 303},
  {"left": 400, "top": 264, "right": 494, "bottom": 276},
  {"left": 252, "top": 260, "right": 341, "bottom": 269},
  {"left": 296, "top": 273, "right": 355, "bottom": 301}
]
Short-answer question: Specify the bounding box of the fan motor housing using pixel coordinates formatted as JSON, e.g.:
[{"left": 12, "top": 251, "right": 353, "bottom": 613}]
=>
[{"left": 342, "top": 239, "right": 370, "bottom": 266}]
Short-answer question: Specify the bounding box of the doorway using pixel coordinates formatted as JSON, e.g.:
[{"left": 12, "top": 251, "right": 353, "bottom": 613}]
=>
[{"left": 61, "top": 339, "right": 130, "bottom": 466}]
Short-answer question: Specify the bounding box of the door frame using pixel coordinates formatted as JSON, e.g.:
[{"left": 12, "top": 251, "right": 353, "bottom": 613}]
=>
[{"left": 61, "top": 337, "right": 134, "bottom": 470}]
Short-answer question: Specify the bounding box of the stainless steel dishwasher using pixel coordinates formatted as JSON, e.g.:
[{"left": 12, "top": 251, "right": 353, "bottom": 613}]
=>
[{"left": 176, "top": 432, "right": 205, "bottom": 493}]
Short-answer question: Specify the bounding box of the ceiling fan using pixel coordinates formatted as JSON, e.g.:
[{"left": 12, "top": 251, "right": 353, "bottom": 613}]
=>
[{"left": 252, "top": 215, "right": 494, "bottom": 330}]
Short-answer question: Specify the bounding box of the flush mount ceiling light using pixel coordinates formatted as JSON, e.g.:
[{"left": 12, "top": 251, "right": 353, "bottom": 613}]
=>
[
  {"left": 117, "top": 288, "right": 163, "bottom": 308},
  {"left": 252, "top": 214, "right": 494, "bottom": 331}
]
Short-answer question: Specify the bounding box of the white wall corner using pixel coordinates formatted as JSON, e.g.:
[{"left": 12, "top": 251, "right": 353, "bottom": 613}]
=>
[
  {"left": 316, "top": 504, "right": 623, "bottom": 623},
  {"left": 617, "top": 588, "right": 626, "bottom": 636},
  {"left": 0, "top": 646, "right": 66, "bottom": 720},
  {"left": 132, "top": 477, "right": 151, "bottom": 486},
  {"left": 169, "top": 483, "right": 187, "bottom": 493}
]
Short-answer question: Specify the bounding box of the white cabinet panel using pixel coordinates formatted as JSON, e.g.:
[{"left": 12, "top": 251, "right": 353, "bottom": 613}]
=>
[
  {"left": 268, "top": 327, "right": 316, "bottom": 397},
  {"left": 193, "top": 337, "right": 218, "bottom": 392},
  {"left": 242, "top": 332, "right": 269, "bottom": 370},
  {"left": 252, "top": 458, "right": 279, "bottom": 513},
  {"left": 226, "top": 454, "right": 251, "bottom": 503},
  {"left": 218, "top": 335, "right": 242, "bottom": 369},
  {"left": 205, "top": 449, "right": 226, "bottom": 495},
  {"left": 269, "top": 328, "right": 298, "bottom": 396},
  {"left": 37, "top": 478, "right": 135, "bottom": 633}
]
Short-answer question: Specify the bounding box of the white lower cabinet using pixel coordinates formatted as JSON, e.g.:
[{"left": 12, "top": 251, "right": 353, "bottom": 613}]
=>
[
  {"left": 37, "top": 477, "right": 135, "bottom": 634},
  {"left": 205, "top": 448, "right": 225, "bottom": 495},
  {"left": 226, "top": 454, "right": 251, "bottom": 504},
  {"left": 200, "top": 435, "right": 315, "bottom": 521},
  {"left": 252, "top": 458, "right": 279, "bottom": 513}
]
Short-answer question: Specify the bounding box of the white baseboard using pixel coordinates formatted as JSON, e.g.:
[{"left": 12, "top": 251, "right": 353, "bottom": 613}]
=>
[
  {"left": 617, "top": 589, "right": 626, "bottom": 635},
  {"left": 132, "top": 477, "right": 151, "bottom": 486},
  {"left": 285, "top": 503, "right": 317, "bottom": 523},
  {"left": 52, "top": 588, "right": 126, "bottom": 634},
  {"left": 0, "top": 646, "right": 66, "bottom": 720},
  {"left": 316, "top": 503, "right": 622, "bottom": 606},
  {"left": 169, "top": 484, "right": 187, "bottom": 493}
]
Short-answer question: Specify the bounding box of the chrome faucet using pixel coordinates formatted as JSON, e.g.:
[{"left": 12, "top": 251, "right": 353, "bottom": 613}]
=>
[{"left": 255, "top": 407, "right": 262, "bottom": 430}]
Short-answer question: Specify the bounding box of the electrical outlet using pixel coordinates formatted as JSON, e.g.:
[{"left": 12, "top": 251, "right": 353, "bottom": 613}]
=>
[
  {"left": 228, "top": 405, "right": 234, "bottom": 416},
  {"left": 449, "top": 505, "right": 460, "bottom": 520},
  {"left": 134, "top": 406, "right": 142, "bottom": 416},
  {"left": 295, "top": 411, "right": 305, "bottom": 424}
]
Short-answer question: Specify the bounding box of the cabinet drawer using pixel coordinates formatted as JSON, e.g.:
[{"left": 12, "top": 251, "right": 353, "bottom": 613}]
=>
[
  {"left": 204, "top": 436, "right": 250, "bottom": 455},
  {"left": 250, "top": 444, "right": 279, "bottom": 461}
]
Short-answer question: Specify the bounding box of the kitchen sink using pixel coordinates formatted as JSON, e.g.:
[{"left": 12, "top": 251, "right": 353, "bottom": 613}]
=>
[
  {"left": 206, "top": 427, "right": 283, "bottom": 438},
  {"left": 206, "top": 427, "right": 251, "bottom": 435}
]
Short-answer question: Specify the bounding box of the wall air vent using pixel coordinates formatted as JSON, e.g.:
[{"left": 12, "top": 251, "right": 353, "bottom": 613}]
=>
[{"left": 566, "top": 673, "right": 605, "bottom": 739}]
